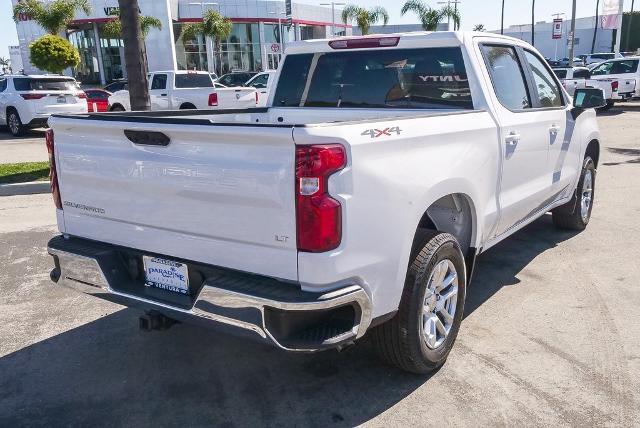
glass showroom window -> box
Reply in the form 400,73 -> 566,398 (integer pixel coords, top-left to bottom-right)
97,24 -> 125,82
219,23 -> 262,74
174,23 -> 208,71
68,27 -> 100,84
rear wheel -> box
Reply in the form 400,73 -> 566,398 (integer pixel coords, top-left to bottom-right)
7,109 -> 24,137
371,231 -> 467,374
110,104 -> 125,112
599,101 -> 615,110
552,156 -> 596,230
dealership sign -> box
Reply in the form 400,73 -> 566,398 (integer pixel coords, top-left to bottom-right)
552,19 -> 563,39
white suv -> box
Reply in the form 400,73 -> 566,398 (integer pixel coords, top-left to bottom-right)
0,75 -> 88,136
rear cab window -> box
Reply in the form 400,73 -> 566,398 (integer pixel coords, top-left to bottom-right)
13,78 -> 77,91
552,69 -> 568,79
273,47 -> 473,109
174,73 -> 213,88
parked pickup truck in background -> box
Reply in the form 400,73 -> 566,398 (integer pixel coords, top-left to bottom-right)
107,70 -> 257,111
553,65 -> 633,109
589,57 -> 639,105
46,32 -> 605,374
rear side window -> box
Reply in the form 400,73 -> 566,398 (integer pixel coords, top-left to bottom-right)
611,60 -> 639,74
275,48 -> 472,109
553,69 -> 567,79
0,79 -> 6,92
151,74 -> 167,90
481,45 -> 531,110
13,78 -> 76,91
524,51 -> 564,108
273,54 -> 313,107
175,73 -> 213,88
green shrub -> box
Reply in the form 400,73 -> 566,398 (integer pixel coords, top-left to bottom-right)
29,34 -> 80,74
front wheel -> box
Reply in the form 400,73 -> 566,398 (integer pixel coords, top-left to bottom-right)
552,156 -> 596,230
371,231 -> 467,374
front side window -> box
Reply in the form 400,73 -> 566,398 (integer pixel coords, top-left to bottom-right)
591,62 -> 614,76
524,50 -> 563,108
151,74 -> 167,90
274,48 -> 473,109
248,74 -> 269,88
480,45 -> 531,110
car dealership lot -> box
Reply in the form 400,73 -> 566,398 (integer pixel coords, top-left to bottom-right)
1,105 -> 639,426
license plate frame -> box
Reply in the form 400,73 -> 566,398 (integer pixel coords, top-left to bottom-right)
56,95 -> 67,104
143,256 -> 190,295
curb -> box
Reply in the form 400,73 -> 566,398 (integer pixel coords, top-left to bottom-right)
0,181 -> 50,197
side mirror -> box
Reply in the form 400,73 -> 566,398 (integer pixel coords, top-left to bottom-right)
573,87 -> 606,109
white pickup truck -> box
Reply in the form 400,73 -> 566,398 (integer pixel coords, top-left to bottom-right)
46,32 -> 605,374
107,70 -> 256,111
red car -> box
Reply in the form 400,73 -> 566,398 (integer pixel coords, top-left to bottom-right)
84,89 -> 112,112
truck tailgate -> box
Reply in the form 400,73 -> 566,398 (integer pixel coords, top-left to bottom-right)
50,117 -> 298,281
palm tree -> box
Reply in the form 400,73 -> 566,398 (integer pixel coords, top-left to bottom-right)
501,0 -> 505,34
400,0 -> 460,32
531,0 -> 535,46
118,0 -> 150,111
12,0 -> 91,35
340,5 -> 389,36
473,24 -> 485,32
101,12 -> 162,39
181,10 -> 232,75
0,56 -> 10,73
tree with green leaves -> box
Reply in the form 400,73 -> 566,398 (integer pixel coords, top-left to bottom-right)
101,12 -> 162,39
12,0 -> 91,35
340,5 -> 389,36
29,34 -> 79,74
400,0 -> 460,32
180,10 -> 232,75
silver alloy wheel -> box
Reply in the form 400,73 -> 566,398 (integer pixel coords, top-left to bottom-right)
421,259 -> 459,349
580,169 -> 593,222
8,113 -> 19,135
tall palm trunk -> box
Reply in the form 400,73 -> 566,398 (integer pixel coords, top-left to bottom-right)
591,0 -> 600,54
501,0 -> 505,35
118,0 -> 150,111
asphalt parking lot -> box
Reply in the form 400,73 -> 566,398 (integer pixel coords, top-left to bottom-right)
1,105 -> 639,426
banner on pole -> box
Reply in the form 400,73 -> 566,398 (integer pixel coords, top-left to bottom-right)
552,19 -> 563,39
601,0 -> 622,29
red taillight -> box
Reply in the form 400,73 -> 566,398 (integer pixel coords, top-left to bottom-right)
295,144 -> 346,252
208,93 -> 218,106
77,91 -> 87,99
45,129 -> 62,210
611,81 -> 619,92
329,37 -> 400,50
20,93 -> 45,100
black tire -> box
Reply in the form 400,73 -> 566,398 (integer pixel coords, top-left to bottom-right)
599,101 -> 615,111
110,104 -> 125,112
7,109 -> 25,137
552,156 -> 596,231
371,231 -> 467,374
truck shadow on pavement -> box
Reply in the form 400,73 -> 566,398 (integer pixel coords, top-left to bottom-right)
0,216 -> 578,427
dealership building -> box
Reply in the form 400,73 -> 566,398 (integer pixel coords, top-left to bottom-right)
12,0 -> 351,85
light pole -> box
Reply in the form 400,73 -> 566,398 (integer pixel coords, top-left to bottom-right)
531,0 -> 535,46
320,2 -> 345,37
501,0 -> 505,34
189,2 -> 220,74
568,0 -> 577,66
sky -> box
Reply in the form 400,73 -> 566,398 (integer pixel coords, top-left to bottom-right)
1,0 -> 636,61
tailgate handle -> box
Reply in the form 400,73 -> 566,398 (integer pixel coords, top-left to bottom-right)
124,130 -> 170,146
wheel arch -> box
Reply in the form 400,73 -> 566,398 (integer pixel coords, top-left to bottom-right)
585,139 -> 600,167
179,102 -> 196,110
109,103 -> 125,111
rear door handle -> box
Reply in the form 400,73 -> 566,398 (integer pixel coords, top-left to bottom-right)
549,125 -> 560,135
160,93 -> 167,96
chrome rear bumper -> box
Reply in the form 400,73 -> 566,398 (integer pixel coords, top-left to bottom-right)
47,235 -> 372,351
